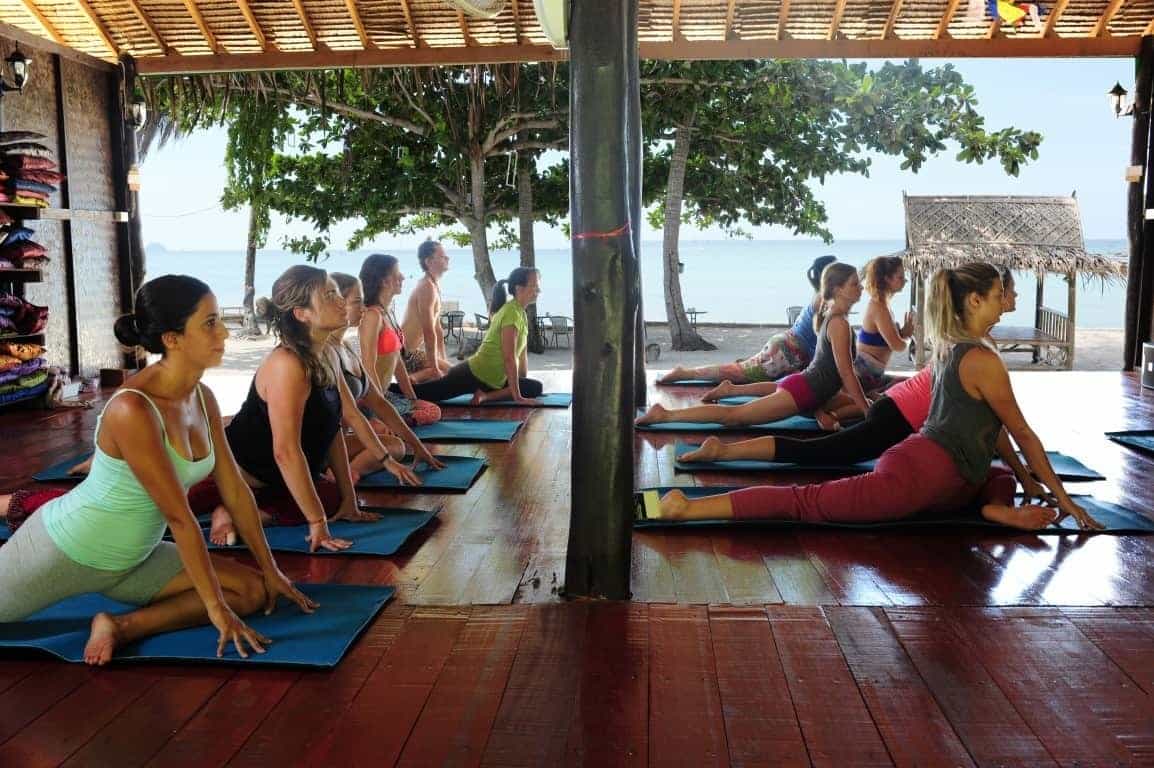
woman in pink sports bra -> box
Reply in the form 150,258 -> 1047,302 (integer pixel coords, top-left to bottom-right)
356,254 -> 441,427
681,269 -> 1044,499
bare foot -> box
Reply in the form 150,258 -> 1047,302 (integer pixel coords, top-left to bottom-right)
0,494 -> 10,519
68,456 -> 93,476
682,436 -> 725,463
209,505 -> 238,546
982,503 -> 1059,531
702,381 -> 734,403
635,403 -> 669,426
470,390 -> 487,406
815,410 -> 841,432
657,490 -> 690,520
84,612 -> 121,666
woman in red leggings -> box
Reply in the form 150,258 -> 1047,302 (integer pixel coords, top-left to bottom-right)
653,263 -> 1103,532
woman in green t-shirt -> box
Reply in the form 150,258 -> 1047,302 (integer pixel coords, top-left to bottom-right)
413,267 -> 545,405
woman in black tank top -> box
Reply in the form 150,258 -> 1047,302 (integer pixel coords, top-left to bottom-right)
193,266 -> 425,553
648,263 -> 1103,532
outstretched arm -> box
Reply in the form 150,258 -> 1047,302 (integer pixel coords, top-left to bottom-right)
828,316 -> 869,414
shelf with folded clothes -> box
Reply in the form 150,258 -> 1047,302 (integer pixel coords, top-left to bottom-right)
0,204 -> 128,222
0,332 -> 45,343
0,268 -> 41,282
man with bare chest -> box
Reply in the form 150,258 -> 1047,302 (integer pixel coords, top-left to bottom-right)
401,240 -> 452,383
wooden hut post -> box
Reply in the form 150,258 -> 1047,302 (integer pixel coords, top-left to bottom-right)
915,271 -> 928,368
626,1 -> 646,408
1124,35 -> 1154,370
1033,270 -> 1044,363
565,0 -> 638,599
1066,269 -> 1077,369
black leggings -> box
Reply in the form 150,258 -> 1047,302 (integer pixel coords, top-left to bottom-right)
410,360 -> 543,402
774,396 -> 914,465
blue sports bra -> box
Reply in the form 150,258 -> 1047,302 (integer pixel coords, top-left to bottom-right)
857,327 -> 887,347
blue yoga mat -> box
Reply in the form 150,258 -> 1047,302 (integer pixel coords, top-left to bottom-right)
656,378 -> 717,387
0,583 -> 394,667
636,413 -> 823,434
356,454 -> 486,492
1106,430 -> 1154,458
206,507 -> 438,556
673,443 -> 1105,482
437,393 -> 572,408
634,487 -> 1151,534
32,451 -> 93,483
413,419 -> 523,442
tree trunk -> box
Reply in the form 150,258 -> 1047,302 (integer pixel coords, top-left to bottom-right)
241,203 -> 262,337
663,123 -> 716,351
468,153 -> 498,307
518,154 -> 545,354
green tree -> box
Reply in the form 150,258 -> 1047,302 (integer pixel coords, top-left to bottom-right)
641,59 -> 1043,350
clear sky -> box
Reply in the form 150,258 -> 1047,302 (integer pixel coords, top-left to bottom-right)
140,57 -> 1136,251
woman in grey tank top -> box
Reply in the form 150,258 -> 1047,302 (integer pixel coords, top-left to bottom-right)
637,264 -> 870,430
647,263 -> 1103,532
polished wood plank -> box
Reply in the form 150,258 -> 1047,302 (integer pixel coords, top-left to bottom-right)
1061,607 -> 1154,695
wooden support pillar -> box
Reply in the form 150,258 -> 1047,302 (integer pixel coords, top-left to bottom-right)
914,270 -> 927,368
625,0 -> 646,408
565,0 -> 638,599
1124,36 -> 1154,370
1033,271 -> 1044,363
111,54 -> 144,369
1066,270 -> 1077,369
52,54 -> 80,376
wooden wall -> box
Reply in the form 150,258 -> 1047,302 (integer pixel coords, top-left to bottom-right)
1,35 -> 126,376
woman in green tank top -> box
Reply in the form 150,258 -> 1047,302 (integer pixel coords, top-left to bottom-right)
0,276 -> 316,665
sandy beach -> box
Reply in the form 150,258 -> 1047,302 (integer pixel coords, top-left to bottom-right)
213,322 -> 1124,376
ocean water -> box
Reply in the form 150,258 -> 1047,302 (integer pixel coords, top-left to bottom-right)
145,238 -> 1129,329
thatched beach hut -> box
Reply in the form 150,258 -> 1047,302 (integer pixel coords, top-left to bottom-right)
896,194 -> 1128,370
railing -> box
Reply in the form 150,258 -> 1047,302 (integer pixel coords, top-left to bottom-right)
1038,305 -> 1070,344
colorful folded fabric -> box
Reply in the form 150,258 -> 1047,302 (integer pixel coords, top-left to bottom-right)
0,192 -> 10,203
1,226 -> 35,246
0,259 -> 16,269
0,342 -> 44,361
11,189 -> 48,201
12,179 -> 55,196
1,142 -> 52,155
0,210 -> 11,226
0,380 -> 46,404
17,169 -> 63,185
0,242 -> 46,260
0,131 -> 48,145
3,155 -> 56,171
18,256 -> 49,268
0,358 -> 45,385
0,370 -> 48,395
11,195 -> 48,208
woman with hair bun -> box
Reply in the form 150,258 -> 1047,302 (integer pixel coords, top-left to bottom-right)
411,267 -> 545,405
0,275 -> 315,665
658,255 -> 838,385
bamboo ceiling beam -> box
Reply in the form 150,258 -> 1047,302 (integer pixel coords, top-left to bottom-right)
1092,0 -> 1125,37
986,18 -> 1001,38
181,0 -> 219,52
134,34 -> 1144,75
829,0 -> 847,39
458,10 -> 472,45
672,0 -> 683,39
17,0 -> 65,45
935,0 -> 962,38
1146,15 -> 1154,35
234,0 -> 268,51
881,0 -> 903,39
1041,0 -> 1069,36
399,0 -> 419,47
343,0 -> 371,49
72,0 -> 119,56
123,0 -> 167,53
777,0 -> 790,39
0,19 -> 112,67
510,0 -> 521,44
724,0 -> 737,39
291,0 -> 318,50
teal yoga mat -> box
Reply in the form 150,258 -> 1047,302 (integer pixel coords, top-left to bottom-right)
633,487 -> 1151,534
0,583 -> 394,667
32,452 -> 92,482
205,507 -> 438,556
437,393 -> 572,408
1106,430 -> 1154,458
356,455 -> 486,492
672,443 -> 1106,482
413,419 -> 523,442
636,413 -> 823,434
656,378 -> 718,387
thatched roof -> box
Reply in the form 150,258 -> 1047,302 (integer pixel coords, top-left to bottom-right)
1,0 -> 1153,73
896,194 -> 1128,280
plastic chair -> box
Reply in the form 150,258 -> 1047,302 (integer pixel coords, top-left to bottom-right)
473,313 -> 491,341
786,305 -> 803,326
548,315 -> 573,348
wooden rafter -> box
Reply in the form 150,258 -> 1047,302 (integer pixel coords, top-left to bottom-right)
181,0 -> 219,52
72,0 -> 118,55
343,0 -> 370,49
291,0 -> 318,51
510,0 -> 521,44
458,11 -> 473,46
777,0 -> 791,39
935,0 -> 962,39
17,0 -> 65,45
725,0 -> 737,39
672,0 -> 683,39
123,0 -> 167,52
829,0 -> 847,39
1041,0 -> 1069,37
881,0 -> 903,39
234,0 -> 268,51
1092,0 -> 1125,37
399,0 -> 419,47
986,18 -> 1001,38
1146,15 -> 1154,35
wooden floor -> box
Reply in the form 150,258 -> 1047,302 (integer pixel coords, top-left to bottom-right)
1,370 -> 1153,766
